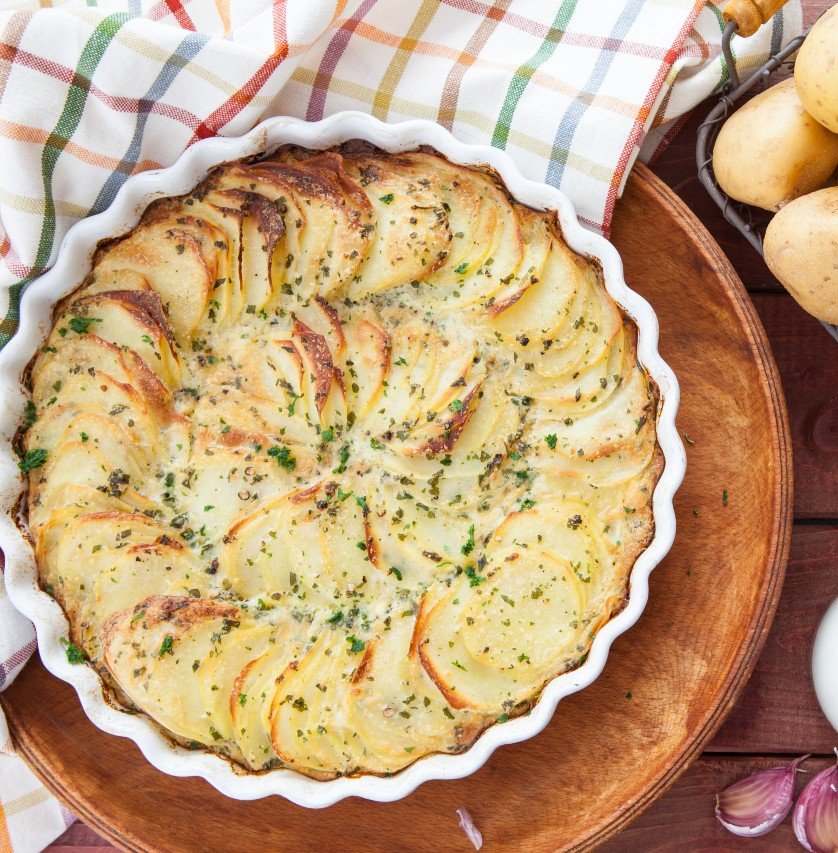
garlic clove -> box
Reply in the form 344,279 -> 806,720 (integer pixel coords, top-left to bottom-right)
715,755 -> 808,837
792,749 -> 838,853
456,807 -> 483,851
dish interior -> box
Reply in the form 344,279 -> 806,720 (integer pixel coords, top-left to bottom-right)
19,141 -> 662,780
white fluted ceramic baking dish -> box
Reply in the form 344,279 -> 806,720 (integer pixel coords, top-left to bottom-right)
0,112 -> 686,807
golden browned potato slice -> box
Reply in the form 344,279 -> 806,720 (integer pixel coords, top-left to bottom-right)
489,241 -> 581,343
269,629 -> 363,776
231,619 -> 308,768
251,151 -> 373,299
341,313 -> 390,421
342,612 -> 485,773
56,290 -> 181,386
102,596 -> 243,746
195,623 -> 274,743
341,154 -> 451,298
93,217 -> 219,343
39,512 -> 185,627
528,359 -> 658,488
79,538 -> 206,657
390,151 -> 525,310
486,208 -> 554,317
416,544 -> 586,712
222,484 -> 382,605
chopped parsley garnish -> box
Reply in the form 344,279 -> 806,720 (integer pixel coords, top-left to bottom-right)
346,635 -> 365,654
449,399 -> 464,412
461,523 -> 475,556
452,660 -> 467,671
80,431 -> 89,443
23,400 -> 37,427
130,609 -> 146,625
378,193 -> 394,205
158,634 -> 174,657
545,433 -> 557,450
68,316 -> 102,335
326,610 -> 344,625
333,443 -> 350,474
267,444 -> 296,471
238,692 -> 248,706
60,637 -> 86,664
464,565 -> 486,587
722,489 -> 729,506
454,262 -> 468,275
321,427 -> 334,443
389,566 -> 403,582
18,448 -> 47,472
370,437 -> 385,450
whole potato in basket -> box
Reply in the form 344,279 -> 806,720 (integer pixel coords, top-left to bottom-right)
795,5 -> 838,133
713,79 -> 838,211
764,187 -> 838,324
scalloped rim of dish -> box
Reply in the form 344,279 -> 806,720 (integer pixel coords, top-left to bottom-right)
0,112 -> 685,808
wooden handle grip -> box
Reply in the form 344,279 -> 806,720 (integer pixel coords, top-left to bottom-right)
722,0 -> 789,36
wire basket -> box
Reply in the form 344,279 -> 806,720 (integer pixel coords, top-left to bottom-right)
696,19 -> 838,344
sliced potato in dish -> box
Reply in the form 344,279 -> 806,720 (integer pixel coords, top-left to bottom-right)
22,144 -> 662,780
102,596 -> 243,746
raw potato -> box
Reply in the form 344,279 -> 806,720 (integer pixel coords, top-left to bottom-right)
713,79 -> 838,211
764,187 -> 838,324
795,5 -> 838,133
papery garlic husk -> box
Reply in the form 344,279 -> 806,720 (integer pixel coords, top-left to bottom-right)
456,807 -> 483,851
715,755 -> 808,837
792,750 -> 838,853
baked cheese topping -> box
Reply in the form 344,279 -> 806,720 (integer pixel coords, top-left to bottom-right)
23,144 -> 662,778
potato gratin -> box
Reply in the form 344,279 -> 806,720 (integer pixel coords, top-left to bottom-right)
22,144 -> 662,778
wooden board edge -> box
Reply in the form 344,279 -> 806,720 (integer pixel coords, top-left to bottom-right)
579,164 -> 795,851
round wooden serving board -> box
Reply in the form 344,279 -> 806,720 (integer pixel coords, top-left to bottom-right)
1,164 -> 792,852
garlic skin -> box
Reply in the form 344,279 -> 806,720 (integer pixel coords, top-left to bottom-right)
456,807 -> 483,851
792,751 -> 838,853
715,756 -> 808,838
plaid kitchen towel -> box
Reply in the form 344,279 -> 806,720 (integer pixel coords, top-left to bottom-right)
0,1 -> 800,849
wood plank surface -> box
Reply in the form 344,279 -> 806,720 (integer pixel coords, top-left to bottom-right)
750,295 -> 838,519
710,525 -> 838,753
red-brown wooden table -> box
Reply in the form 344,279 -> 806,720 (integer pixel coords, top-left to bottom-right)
44,2 -> 837,849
